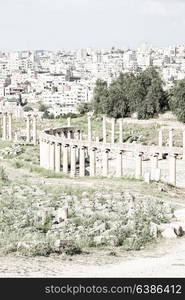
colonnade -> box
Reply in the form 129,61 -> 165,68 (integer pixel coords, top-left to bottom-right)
1,112 -> 13,141
159,128 -> 185,158
87,116 -> 123,144
40,127 -> 179,186
0,112 -> 181,186
1,112 -> 38,145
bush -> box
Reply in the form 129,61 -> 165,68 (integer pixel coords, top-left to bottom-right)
169,79 -> 185,122
78,102 -> 92,114
0,167 -> 9,182
23,106 -> 33,112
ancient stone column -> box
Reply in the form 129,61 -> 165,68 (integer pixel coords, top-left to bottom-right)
169,128 -> 173,148
61,131 -> 66,139
55,143 -> 61,172
102,149 -> 109,177
26,114 -> 31,143
70,146 -> 77,177
8,113 -> 12,141
151,153 -> 159,169
158,129 -> 163,160
67,117 -> 71,126
111,118 -> 115,143
67,130 -> 71,139
49,142 -> 55,171
103,115 -> 106,143
79,146 -> 86,177
14,131 -> 18,142
158,129 -> 163,147
2,112 -> 7,140
39,139 -> 44,168
33,115 -> 37,145
77,130 -> 81,140
135,152 -> 143,179
63,145 -> 69,174
90,147 -> 96,177
88,116 -> 92,141
119,118 -> 123,143
169,153 -> 177,186
79,130 -> 83,140
183,131 -> 185,160
116,150 -> 123,177
45,141 -> 50,169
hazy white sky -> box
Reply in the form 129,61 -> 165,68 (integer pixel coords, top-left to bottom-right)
0,0 -> 185,50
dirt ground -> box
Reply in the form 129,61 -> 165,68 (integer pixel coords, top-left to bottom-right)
0,236 -> 185,277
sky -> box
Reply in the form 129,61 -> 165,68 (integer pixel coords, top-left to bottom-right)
0,0 -> 185,51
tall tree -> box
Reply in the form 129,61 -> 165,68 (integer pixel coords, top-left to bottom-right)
169,79 -> 185,122
92,79 -> 109,114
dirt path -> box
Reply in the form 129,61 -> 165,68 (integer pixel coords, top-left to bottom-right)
0,237 -> 185,277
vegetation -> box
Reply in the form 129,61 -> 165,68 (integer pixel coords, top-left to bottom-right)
0,169 -> 174,256
169,79 -> 185,122
92,67 -> 169,119
39,103 -> 48,112
23,106 -> 33,112
78,102 -> 92,115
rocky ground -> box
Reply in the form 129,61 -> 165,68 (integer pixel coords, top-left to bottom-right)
0,142 -> 185,277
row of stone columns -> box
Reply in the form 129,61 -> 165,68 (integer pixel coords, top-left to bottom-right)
40,137 -> 177,185
158,128 -> 174,147
136,152 -> 177,186
87,116 -> 123,144
159,128 -> 185,153
1,112 -> 38,145
1,112 -> 13,141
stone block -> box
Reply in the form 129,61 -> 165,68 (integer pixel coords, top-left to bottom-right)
161,228 -> 177,239
56,207 -> 68,223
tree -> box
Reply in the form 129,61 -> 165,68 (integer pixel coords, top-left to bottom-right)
106,73 -> 134,118
133,67 -> 168,119
92,79 -> 109,114
169,79 -> 185,122
39,103 -> 48,112
137,78 -> 168,119
78,102 -> 92,114
91,67 -> 167,120
23,106 -> 33,112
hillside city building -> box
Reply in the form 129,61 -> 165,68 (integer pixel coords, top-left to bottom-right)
0,43 -> 185,116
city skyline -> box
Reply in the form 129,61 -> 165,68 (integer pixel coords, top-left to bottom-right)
0,0 -> 185,51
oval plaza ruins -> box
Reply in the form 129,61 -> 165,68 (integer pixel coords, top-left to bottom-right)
1,111 -> 185,188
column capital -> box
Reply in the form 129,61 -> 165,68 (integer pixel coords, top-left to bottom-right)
80,145 -> 87,150
152,152 -> 159,157
136,152 -> 143,157
104,148 -> 110,153
117,149 -> 124,154
169,153 -> 178,157
71,144 -> 77,149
